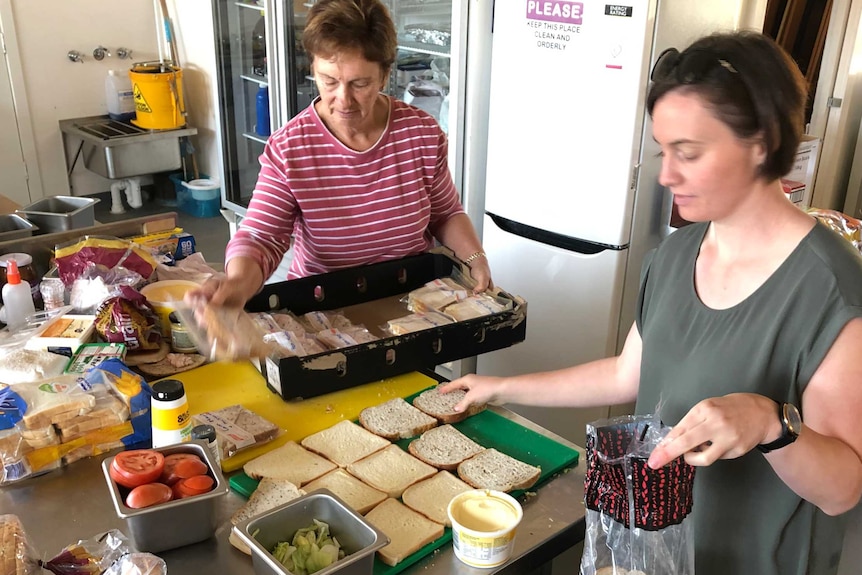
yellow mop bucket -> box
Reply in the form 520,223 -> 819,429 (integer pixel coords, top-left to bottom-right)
129,61 -> 186,130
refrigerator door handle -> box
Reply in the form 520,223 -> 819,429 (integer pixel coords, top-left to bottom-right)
486,212 -> 627,254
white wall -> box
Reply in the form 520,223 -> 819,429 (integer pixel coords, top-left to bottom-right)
4,0 -> 220,201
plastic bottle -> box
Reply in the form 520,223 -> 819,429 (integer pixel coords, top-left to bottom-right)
150,379 -> 193,448
0,253 -> 40,308
252,16 -> 267,77
256,85 -> 271,137
105,69 -> 136,122
191,424 -> 221,468
1,259 -> 36,328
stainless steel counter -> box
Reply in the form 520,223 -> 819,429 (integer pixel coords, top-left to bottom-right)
0,407 -> 586,574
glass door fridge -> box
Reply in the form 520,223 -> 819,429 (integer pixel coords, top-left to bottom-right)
212,0 -> 314,211
213,0 -> 465,214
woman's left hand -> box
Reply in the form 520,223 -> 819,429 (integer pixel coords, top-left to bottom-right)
647,393 -> 780,468
468,258 -> 493,293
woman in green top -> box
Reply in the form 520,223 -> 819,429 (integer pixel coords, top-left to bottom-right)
443,31 -> 862,575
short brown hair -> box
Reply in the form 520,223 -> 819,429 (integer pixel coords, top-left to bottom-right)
647,31 -> 807,181
302,0 -> 397,74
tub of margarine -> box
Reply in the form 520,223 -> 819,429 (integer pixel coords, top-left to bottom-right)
447,489 -> 523,568
140,280 -> 199,337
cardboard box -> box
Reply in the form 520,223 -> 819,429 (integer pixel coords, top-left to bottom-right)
781,178 -> 807,206
784,135 -> 820,209
128,227 -> 196,261
0,193 -> 21,215
246,249 -> 527,401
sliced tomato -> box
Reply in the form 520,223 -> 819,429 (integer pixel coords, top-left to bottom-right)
160,453 -> 208,485
125,482 -> 173,509
110,450 -> 165,489
172,474 -> 215,498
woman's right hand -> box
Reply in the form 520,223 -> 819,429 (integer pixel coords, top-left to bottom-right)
185,274 -> 252,308
185,257 -> 265,308
438,374 -> 507,413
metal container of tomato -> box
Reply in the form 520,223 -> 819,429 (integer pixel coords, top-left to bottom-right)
101,441 -> 228,552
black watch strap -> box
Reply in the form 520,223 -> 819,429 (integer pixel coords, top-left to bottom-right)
757,402 -> 800,454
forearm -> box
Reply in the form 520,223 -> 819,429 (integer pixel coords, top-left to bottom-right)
497,355 -> 639,409
767,428 -> 862,516
224,256 -> 266,302
433,214 -> 484,261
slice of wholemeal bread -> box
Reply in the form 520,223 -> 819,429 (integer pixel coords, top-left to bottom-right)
407,424 -> 485,471
346,444 -> 436,498
364,498 -> 444,567
401,470 -> 473,527
229,478 -> 306,554
302,468 -> 387,515
412,386 -> 486,424
243,441 -> 337,485
358,398 -> 438,440
300,420 -> 390,467
457,448 -> 541,492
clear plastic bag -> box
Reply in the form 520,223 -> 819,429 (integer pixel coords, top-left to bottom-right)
808,208 -> 862,254
0,514 -> 40,574
42,529 -> 165,575
174,304 -> 280,362
580,415 -> 696,575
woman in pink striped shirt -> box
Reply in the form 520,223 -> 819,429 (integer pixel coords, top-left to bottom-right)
197,0 -> 490,307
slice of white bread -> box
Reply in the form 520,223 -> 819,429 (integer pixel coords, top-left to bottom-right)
407,424 -> 485,471
412,386 -> 486,424
401,470 -> 473,527
346,444 -> 436,498
302,468 -> 387,514
243,441 -> 337,485
457,448 -> 541,492
229,478 -> 306,554
364,498 -> 444,567
300,420 -> 390,467
358,398 -> 438,440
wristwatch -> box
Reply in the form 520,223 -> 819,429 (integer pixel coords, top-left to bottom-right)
757,402 -> 802,453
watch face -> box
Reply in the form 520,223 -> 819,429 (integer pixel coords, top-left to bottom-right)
783,403 -> 802,434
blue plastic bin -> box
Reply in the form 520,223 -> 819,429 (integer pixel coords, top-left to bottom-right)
168,173 -> 222,218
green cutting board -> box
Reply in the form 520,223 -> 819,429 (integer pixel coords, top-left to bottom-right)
229,387 -> 581,575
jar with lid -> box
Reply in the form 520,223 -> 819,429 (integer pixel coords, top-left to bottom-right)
0,253 -> 41,308
150,379 -> 193,448
192,424 -> 220,468
169,311 -> 197,353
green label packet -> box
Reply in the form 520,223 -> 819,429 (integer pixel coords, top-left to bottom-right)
65,342 -> 127,374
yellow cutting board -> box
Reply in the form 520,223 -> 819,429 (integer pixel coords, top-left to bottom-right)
170,361 -> 439,472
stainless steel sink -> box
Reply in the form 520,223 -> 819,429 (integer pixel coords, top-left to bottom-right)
60,115 -> 198,179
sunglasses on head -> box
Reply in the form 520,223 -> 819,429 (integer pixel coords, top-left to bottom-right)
650,47 -> 738,83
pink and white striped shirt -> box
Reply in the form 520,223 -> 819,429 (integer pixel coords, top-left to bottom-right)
225,96 -> 464,281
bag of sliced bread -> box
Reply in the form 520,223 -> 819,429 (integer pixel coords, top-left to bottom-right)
193,404 -> 279,461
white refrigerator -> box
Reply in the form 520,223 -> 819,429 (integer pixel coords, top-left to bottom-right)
471,0 -> 748,446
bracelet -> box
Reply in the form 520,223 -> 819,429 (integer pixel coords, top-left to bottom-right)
463,251 -> 487,266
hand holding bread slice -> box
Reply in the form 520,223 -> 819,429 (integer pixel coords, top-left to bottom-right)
412,385 -> 486,424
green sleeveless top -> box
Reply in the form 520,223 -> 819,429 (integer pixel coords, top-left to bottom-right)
635,221 -> 862,575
